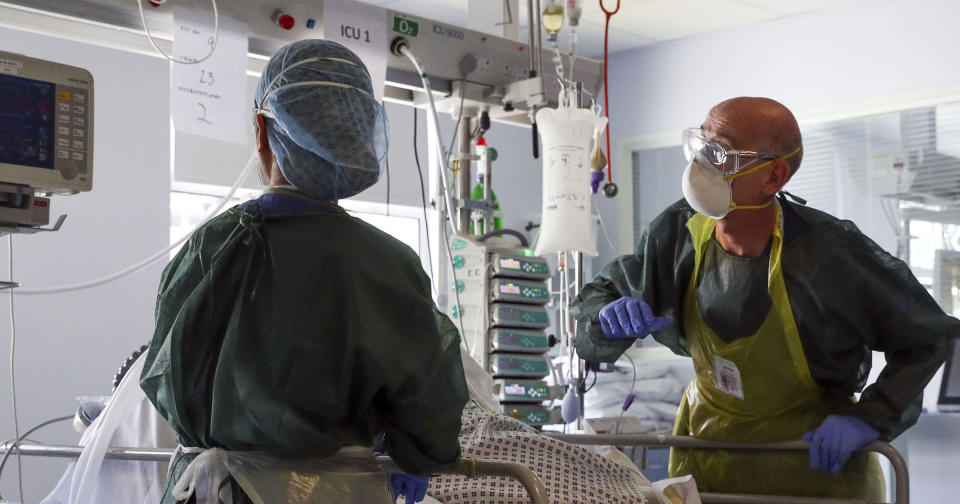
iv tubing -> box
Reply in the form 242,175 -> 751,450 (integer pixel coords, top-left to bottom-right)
10,154 -> 256,295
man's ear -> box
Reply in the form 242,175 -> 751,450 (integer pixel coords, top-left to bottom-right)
255,114 -> 270,153
765,159 -> 791,196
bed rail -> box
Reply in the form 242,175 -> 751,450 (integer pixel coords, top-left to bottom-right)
0,442 -> 549,504
546,433 -> 907,504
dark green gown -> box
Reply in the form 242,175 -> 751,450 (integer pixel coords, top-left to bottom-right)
571,195 -> 957,441
141,193 -> 468,503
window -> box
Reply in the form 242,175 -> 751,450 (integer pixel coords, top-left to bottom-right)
170,191 -> 421,257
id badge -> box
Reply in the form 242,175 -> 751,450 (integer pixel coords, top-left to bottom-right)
713,355 -> 744,400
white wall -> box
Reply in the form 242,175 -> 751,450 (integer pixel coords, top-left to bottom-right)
606,0 -> 960,500
608,0 -> 960,140
0,27 -> 170,500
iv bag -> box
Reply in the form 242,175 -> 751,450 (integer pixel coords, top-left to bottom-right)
533,104 -> 607,257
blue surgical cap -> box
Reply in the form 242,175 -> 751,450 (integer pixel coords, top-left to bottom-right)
254,39 -> 388,200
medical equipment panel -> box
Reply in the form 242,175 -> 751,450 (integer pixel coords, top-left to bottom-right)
492,253 -> 551,280
494,379 -> 564,403
503,404 -> 562,426
0,51 -> 93,194
490,278 -> 550,305
491,303 -> 550,329
490,353 -> 550,379
490,328 -> 551,353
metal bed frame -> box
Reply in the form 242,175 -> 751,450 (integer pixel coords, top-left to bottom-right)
547,433 -> 909,504
0,442 -> 550,504
2,434 -> 910,504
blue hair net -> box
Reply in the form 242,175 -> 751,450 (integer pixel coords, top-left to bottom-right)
254,39 -> 388,200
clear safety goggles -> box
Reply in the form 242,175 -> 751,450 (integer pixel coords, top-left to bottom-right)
682,127 -> 781,175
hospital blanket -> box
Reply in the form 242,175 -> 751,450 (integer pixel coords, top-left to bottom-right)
427,409 -> 651,503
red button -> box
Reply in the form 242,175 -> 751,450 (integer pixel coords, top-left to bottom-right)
277,14 -> 295,30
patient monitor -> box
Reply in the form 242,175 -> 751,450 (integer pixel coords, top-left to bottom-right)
0,50 -> 93,231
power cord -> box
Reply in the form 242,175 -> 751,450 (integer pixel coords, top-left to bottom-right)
5,236 -> 22,503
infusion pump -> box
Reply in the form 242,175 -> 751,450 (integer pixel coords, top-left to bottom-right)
0,50 -> 93,230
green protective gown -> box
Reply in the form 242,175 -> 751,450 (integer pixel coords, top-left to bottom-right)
571,195 -> 957,442
140,194 -> 469,503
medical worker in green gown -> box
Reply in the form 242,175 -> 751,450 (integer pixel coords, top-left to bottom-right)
140,40 -> 468,504
571,97 -> 958,500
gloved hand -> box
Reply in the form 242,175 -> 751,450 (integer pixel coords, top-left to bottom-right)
802,415 -> 880,475
590,171 -> 605,194
390,473 -> 429,503
598,297 -> 670,339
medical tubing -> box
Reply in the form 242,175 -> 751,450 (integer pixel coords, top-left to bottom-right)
600,0 -> 619,183
6,236 -> 23,503
474,228 -> 530,247
10,154 -> 256,296
615,353 -> 637,434
136,0 -> 220,64
567,27 -> 578,84
594,194 -> 617,252
412,110 -> 439,297
0,415 -> 73,498
400,46 -> 459,235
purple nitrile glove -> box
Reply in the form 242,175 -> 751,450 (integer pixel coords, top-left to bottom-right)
390,473 -> 429,503
802,415 -> 880,475
590,171 -> 605,194
598,297 -> 670,340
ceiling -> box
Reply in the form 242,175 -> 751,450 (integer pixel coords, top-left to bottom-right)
361,0 -> 859,58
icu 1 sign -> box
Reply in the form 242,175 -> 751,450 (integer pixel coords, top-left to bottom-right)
323,0 -> 387,102
341,25 -> 371,43
392,16 -> 419,37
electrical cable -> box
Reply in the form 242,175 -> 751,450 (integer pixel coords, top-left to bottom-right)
599,0 -> 620,184
399,46 -> 459,235
7,154 -> 256,296
0,415 -> 73,500
474,228 -> 530,247
136,0 -> 220,64
5,236 -> 22,503
413,110 -> 439,298
583,367 -> 598,393
445,89 -> 469,171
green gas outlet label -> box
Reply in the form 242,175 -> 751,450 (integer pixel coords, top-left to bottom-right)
392,16 -> 419,37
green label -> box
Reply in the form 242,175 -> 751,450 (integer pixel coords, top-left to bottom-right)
451,238 -> 468,251
392,16 -> 419,37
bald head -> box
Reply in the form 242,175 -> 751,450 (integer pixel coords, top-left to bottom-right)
705,97 -> 803,176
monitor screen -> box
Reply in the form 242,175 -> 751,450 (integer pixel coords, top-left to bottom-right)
939,338 -> 960,408
0,73 -> 55,170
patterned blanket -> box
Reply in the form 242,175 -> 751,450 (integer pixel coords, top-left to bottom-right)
426,410 -> 651,504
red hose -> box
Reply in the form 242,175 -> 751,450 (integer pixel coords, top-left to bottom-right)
601,0 -> 620,183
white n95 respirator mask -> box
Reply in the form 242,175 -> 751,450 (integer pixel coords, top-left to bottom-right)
681,156 -> 778,220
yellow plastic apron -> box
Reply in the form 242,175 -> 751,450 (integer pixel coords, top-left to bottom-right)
669,203 -> 884,501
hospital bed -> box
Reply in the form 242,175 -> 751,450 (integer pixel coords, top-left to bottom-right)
1,442 -> 550,504
547,433 -> 909,504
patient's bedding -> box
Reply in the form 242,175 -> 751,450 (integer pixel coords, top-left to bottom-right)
427,409 -> 651,504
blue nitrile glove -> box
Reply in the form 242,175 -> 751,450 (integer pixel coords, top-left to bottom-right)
802,415 -> 880,475
598,297 -> 670,339
390,473 -> 429,503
